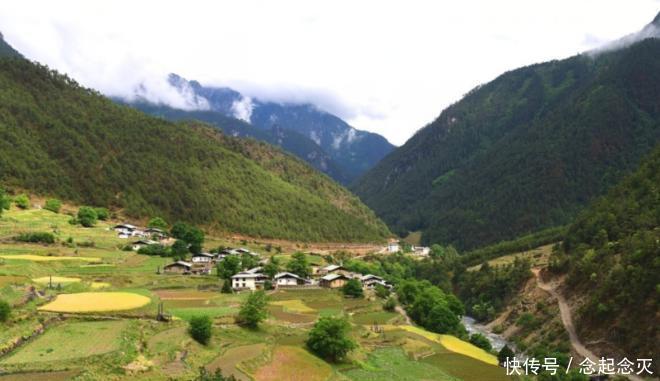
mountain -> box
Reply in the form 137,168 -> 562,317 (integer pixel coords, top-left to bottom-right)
127,101 -> 351,184
0,54 -> 391,243
552,142 -> 660,361
124,74 -> 395,184
354,15 -> 660,250
0,33 -> 22,59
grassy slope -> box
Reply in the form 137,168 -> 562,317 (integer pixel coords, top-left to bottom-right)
0,57 -> 389,243
354,38 -> 660,249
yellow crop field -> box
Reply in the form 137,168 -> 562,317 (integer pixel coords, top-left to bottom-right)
0,255 -> 100,262
384,325 -> 498,366
90,282 -> 111,289
38,292 -> 151,313
32,276 -> 81,284
270,300 -> 316,313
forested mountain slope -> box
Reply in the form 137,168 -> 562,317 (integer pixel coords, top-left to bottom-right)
354,33 -> 660,249
551,143 -> 660,361
0,57 -> 390,242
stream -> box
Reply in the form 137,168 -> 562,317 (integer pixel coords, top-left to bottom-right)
462,316 -> 510,352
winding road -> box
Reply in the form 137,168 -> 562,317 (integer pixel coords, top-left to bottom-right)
532,269 -> 644,381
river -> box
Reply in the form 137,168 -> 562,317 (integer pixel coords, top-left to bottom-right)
462,316 -> 510,352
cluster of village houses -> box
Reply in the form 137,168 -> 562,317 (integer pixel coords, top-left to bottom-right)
112,223 -> 415,292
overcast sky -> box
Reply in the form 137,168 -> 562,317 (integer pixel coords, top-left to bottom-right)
0,1 -> 658,145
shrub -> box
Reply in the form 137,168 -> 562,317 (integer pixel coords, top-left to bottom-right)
383,296 -> 397,312
221,280 -> 233,294
237,291 -> 268,328
374,283 -> 390,298
342,279 -> 364,298
15,232 -> 55,244
497,345 -> 515,365
94,207 -> 110,220
14,194 -> 29,209
138,244 -> 169,256
147,217 -> 168,230
306,316 -> 356,362
44,198 -> 62,213
469,333 -> 492,351
286,252 -> 311,278
77,206 -> 98,227
189,315 -> 212,345
0,300 -> 10,322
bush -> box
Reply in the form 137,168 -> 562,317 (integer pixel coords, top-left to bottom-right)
383,296 -> 397,311
237,291 -> 268,328
374,283 -> 390,298
221,280 -> 233,294
469,333 -> 492,351
94,207 -> 110,220
77,206 -> 98,227
497,345 -> 515,365
306,316 -> 356,362
44,198 -> 62,213
342,279 -> 364,298
15,232 -> 55,244
138,244 -> 169,256
147,217 -> 168,230
189,315 -> 213,345
14,194 -> 29,209
0,300 -> 10,322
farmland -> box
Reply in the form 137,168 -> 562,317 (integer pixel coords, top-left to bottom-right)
0,207 -> 509,380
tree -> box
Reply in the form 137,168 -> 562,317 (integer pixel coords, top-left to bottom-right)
0,300 -> 10,322
469,333 -> 492,351
383,296 -> 397,312
189,315 -> 213,345
217,256 -> 241,280
497,345 -> 515,365
44,198 -> 62,213
342,279 -> 364,298
286,252 -> 311,278
77,206 -> 98,227
237,290 -> 268,328
221,279 -> 233,294
194,367 -> 236,381
240,253 -> 258,271
374,283 -> 390,298
14,194 -> 29,209
170,240 -> 189,260
94,207 -> 110,220
171,222 -> 204,254
306,316 -> 356,362
425,303 -> 460,334
147,217 -> 168,230
263,256 -> 281,279
0,188 -> 10,213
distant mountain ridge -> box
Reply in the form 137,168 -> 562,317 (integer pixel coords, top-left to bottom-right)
354,13 -> 660,250
124,74 -> 395,184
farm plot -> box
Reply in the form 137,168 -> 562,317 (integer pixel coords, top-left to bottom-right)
0,255 -> 100,262
206,343 -> 266,381
38,292 -> 151,313
32,276 -> 81,285
343,347 -> 457,381
156,289 -> 242,320
254,346 -> 332,381
0,320 -> 129,364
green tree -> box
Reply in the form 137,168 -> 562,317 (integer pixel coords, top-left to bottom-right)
306,316 -> 356,362
497,345 -> 515,365
263,256 -> 281,279
0,300 -> 10,322
217,256 -> 241,280
383,296 -> 397,312
469,333 -> 492,351
170,240 -> 189,260
147,217 -> 168,230
0,188 -> 10,213
94,207 -> 110,220
374,283 -> 390,298
14,194 -> 29,209
44,198 -> 62,213
342,279 -> 364,298
425,303 -> 460,334
237,291 -> 268,328
189,315 -> 213,345
240,253 -> 258,270
77,206 -> 98,227
286,252 -> 311,278
194,367 -> 236,381
171,222 -> 204,254
221,279 -> 233,294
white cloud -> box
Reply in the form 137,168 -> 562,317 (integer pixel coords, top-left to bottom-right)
0,0 -> 658,145
230,96 -> 254,122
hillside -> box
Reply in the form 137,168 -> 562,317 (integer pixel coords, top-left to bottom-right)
124,74 -> 395,184
0,56 -> 390,242
551,143 -> 660,361
354,26 -> 660,249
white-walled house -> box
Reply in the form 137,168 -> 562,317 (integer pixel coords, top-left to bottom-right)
131,239 -> 157,251
387,242 -> 400,253
274,272 -> 307,287
191,253 -> 215,264
360,274 -> 392,290
231,270 -> 268,291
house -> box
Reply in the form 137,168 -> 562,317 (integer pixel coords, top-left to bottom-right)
412,246 -> 430,257
163,261 -> 192,274
114,224 -> 136,238
386,242 -> 400,253
131,239 -> 157,251
231,271 -> 268,291
319,273 -> 349,289
145,227 -> 167,240
360,274 -> 392,290
310,264 -> 321,276
191,252 -> 215,264
274,272 -> 308,287
190,263 -> 213,275
318,264 -> 349,277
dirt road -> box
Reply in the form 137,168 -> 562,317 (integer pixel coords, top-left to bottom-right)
532,269 -> 644,381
